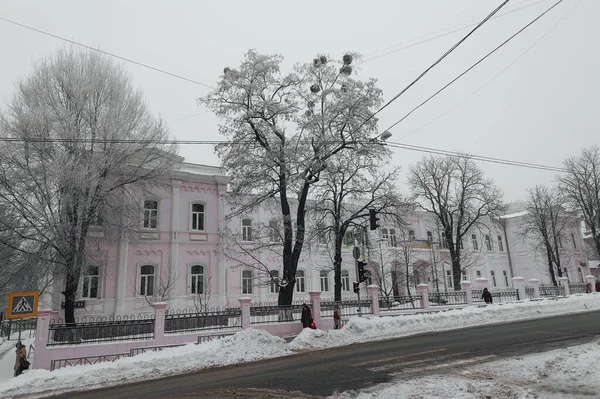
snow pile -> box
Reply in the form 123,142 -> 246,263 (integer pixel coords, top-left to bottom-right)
0,328 -> 292,399
290,294 -> 600,351
332,340 -> 600,399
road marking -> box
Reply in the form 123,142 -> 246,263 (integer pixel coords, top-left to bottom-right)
353,348 -> 448,367
388,354 -> 497,376
366,352 -> 470,372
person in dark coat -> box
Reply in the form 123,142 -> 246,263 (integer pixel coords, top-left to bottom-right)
482,288 -> 493,304
595,280 -> 600,292
14,342 -> 28,376
301,303 -> 312,328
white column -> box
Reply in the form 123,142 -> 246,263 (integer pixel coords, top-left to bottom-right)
512,276 -> 526,301
170,180 -> 181,303
217,183 -> 228,306
115,232 -> 129,316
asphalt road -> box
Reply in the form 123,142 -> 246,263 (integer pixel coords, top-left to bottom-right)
46,310 -> 600,399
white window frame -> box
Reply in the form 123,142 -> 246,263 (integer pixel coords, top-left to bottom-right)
476,270 -> 482,278
503,270 -> 509,286
445,270 -> 453,289
81,265 -> 101,299
142,199 -> 159,229
408,230 -> 415,241
381,228 -> 389,244
269,220 -> 279,243
471,234 -> 479,251
427,231 -> 433,242
441,232 -> 449,249
342,270 -> 350,291
320,270 -> 329,292
242,270 -> 253,294
389,229 -> 397,247
491,270 -> 497,287
343,230 -> 354,246
138,264 -> 156,297
242,218 -> 253,242
296,270 -> 306,292
189,264 -> 205,295
485,235 -> 493,251
190,202 -> 206,231
270,270 -> 280,294
497,235 -> 504,252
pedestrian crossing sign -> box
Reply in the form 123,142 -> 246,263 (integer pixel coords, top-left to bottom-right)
7,291 -> 38,319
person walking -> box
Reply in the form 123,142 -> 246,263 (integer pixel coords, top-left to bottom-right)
301,303 -> 312,329
333,304 -> 342,329
14,342 -> 28,377
482,288 -> 493,304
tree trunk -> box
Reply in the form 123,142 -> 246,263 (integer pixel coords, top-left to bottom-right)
333,244 -> 343,302
63,265 -> 81,325
545,245 -> 557,286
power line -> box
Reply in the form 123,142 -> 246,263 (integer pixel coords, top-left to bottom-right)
396,0 -> 579,142
362,0 -> 550,64
0,16 -> 215,90
0,136 -> 565,172
383,0 -> 566,133
359,0 -> 511,131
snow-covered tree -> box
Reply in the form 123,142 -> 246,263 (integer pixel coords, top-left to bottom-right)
201,51 -> 384,305
408,154 -> 505,290
0,48 -> 176,324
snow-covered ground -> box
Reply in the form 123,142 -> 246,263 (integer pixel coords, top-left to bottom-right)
1,294 -> 600,399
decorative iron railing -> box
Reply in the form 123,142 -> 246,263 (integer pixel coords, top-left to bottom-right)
165,308 -> 242,333
50,353 -> 130,371
321,299 -> 372,317
569,283 -> 588,294
48,318 -> 155,346
472,289 -> 519,303
428,291 -> 468,306
539,285 -> 565,297
249,303 -> 305,324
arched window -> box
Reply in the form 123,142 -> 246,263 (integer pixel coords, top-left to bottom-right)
497,235 -> 504,251
296,270 -> 306,292
320,270 -> 329,292
270,270 -> 280,294
471,234 -> 479,251
441,232 -> 449,249
342,270 -> 350,291
485,235 -> 493,251
190,265 -> 205,294
491,271 -> 497,287
82,265 -> 100,299
242,219 -> 253,241
242,270 -> 253,294
139,265 -> 155,296
191,203 -> 205,231
142,200 -> 158,229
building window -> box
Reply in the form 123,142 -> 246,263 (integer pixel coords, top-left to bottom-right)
142,200 -> 158,229
503,270 -> 509,286
485,235 -> 492,251
476,270 -> 482,278
414,270 -> 421,285
342,270 -> 350,291
190,265 -> 205,295
242,219 -> 253,241
191,203 -> 205,231
441,232 -> 448,249
497,235 -> 504,252
389,229 -> 397,247
446,270 -> 453,288
343,230 -> 354,246
491,271 -> 497,287
82,265 -> 100,299
408,230 -> 415,241
571,233 -> 577,249
270,270 -> 280,294
139,265 -> 155,296
320,270 -> 329,292
242,270 -> 253,294
296,270 -> 306,292
381,228 -> 389,244
427,231 -> 433,242
269,221 -> 279,243
461,271 -> 467,281
471,234 -> 478,251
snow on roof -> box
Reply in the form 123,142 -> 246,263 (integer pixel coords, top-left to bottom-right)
499,210 -> 529,219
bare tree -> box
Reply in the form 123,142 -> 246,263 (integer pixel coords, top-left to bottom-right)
307,147 -> 407,301
518,185 -> 571,286
0,48 -> 177,324
408,154 -> 505,290
201,51 -> 383,305
559,145 -> 600,260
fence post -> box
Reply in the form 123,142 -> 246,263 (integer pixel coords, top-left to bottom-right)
308,291 -> 322,326
511,276 -> 525,300
528,278 -> 540,299
32,309 -> 54,370
238,297 -> 252,329
585,275 -> 596,292
153,302 -> 167,343
460,280 -> 473,305
558,276 -> 570,296
475,277 -> 489,290
417,284 -> 430,310
367,285 -> 380,316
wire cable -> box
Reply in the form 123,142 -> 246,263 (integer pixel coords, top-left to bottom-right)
357,0 -> 510,132
0,16 -> 215,90
383,0 -> 565,133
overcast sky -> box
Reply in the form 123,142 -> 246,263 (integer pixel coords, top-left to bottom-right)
1,0 -> 597,202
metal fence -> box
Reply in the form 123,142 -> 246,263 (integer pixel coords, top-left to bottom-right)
249,303 -> 305,325
48,317 -> 155,346
165,308 -> 242,333
539,285 -> 565,297
472,289 -> 519,304
50,353 -> 130,371
321,299 -> 372,317
428,291 -> 468,306
379,295 -> 424,311
525,287 -> 535,300
569,283 -> 588,294
0,318 -> 37,340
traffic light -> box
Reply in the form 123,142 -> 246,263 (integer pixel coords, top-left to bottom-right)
369,209 -> 380,230
353,282 -> 360,293
357,261 -> 368,282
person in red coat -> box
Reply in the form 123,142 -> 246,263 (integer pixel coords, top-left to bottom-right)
595,280 -> 600,292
